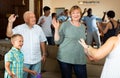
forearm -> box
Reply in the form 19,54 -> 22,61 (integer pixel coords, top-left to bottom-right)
23,67 -> 31,73
40,42 -> 46,56
85,46 -> 98,60
6,22 -> 13,37
54,29 -> 60,41
5,62 -> 14,76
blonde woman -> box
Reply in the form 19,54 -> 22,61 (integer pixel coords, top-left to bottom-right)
52,5 -> 87,78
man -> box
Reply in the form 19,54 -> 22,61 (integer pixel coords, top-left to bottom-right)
81,8 -> 105,48
57,9 -> 71,23
37,6 -> 54,45
6,11 -> 47,78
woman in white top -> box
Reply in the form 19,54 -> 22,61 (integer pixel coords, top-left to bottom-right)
79,32 -> 120,78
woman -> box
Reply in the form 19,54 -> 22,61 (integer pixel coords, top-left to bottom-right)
52,5 -> 87,78
79,31 -> 120,78
99,10 -> 118,43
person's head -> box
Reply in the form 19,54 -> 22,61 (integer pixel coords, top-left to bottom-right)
69,5 -> 82,21
64,9 -> 69,16
43,6 -> 51,16
11,34 -> 23,50
52,13 -> 57,19
87,8 -> 92,15
23,11 -> 36,27
107,10 -> 115,19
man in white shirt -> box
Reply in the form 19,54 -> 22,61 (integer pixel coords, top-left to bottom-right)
37,6 -> 55,45
6,11 -> 47,78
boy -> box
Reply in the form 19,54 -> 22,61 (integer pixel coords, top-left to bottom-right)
4,34 -> 37,78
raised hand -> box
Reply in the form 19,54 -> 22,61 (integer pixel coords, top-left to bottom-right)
52,18 -> 60,30
8,14 -> 17,23
40,18 -> 45,24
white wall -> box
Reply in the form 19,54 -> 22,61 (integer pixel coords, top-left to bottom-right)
29,0 -> 34,12
43,0 -> 120,20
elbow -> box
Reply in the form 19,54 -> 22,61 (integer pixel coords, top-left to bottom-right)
92,54 -> 102,61
6,33 -> 12,38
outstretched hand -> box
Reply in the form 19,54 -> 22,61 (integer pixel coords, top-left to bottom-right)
78,39 -> 88,49
79,39 -> 94,60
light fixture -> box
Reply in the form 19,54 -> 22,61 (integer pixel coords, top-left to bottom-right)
78,0 -> 100,5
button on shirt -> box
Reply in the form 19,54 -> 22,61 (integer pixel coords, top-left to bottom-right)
12,24 -> 47,64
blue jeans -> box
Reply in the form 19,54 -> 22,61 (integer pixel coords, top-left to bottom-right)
58,60 -> 87,78
23,62 -> 41,78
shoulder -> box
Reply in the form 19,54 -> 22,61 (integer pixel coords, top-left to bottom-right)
14,24 -> 26,29
5,51 -> 13,57
34,24 -> 42,30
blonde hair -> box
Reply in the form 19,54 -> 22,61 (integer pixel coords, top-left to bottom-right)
11,34 -> 23,42
69,5 -> 82,16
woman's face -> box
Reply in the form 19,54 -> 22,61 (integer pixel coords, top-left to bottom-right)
70,9 -> 81,21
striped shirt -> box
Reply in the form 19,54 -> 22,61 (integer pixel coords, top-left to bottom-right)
4,47 -> 24,78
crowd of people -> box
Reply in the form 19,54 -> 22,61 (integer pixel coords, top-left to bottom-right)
4,5 -> 120,78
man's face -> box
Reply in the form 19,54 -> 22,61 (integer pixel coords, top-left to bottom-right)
45,10 -> 50,16
26,13 -> 36,27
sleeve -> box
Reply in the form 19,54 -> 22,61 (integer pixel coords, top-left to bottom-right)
95,16 -> 102,22
12,25 -> 22,34
5,52 -> 13,62
55,23 -> 65,44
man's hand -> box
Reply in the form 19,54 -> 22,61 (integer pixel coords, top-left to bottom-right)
29,70 -> 37,76
8,14 -> 16,23
41,55 -> 46,63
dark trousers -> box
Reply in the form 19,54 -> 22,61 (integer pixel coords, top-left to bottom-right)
58,60 -> 87,78
46,37 -> 55,45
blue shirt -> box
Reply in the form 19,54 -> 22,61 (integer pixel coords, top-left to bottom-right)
4,47 -> 24,78
82,15 -> 102,32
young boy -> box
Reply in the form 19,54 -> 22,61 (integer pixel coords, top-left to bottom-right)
4,34 -> 37,78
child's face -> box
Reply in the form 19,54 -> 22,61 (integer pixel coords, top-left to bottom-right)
12,36 -> 23,49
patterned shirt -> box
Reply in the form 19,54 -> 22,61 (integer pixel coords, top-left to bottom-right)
4,47 -> 24,78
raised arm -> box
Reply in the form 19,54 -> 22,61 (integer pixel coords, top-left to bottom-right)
102,12 -> 107,21
52,18 -> 60,41
6,14 -> 16,37
80,8 -> 87,20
